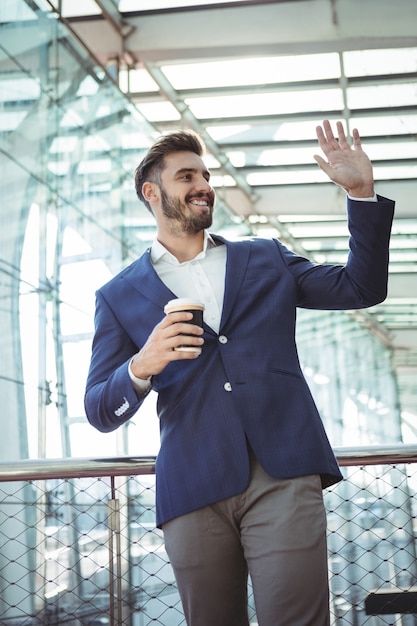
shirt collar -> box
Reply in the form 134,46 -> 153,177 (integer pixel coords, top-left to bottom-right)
150,230 -> 217,265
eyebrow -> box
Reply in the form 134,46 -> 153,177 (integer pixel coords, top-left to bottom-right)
175,167 -> 211,179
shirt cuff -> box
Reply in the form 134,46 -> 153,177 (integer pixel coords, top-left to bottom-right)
347,193 -> 377,202
128,358 -> 152,395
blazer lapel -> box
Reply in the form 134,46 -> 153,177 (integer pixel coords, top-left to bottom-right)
212,235 -> 251,331
122,237 -> 251,332
122,250 -> 177,309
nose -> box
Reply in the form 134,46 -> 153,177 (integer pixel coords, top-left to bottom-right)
196,175 -> 213,194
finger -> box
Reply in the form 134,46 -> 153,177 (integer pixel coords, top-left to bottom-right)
160,311 -> 193,328
172,335 -> 204,351
315,124 -> 325,143
315,125 -> 332,159
159,322 -> 204,355
316,121 -> 332,145
323,120 -> 341,151
168,330 -> 204,355
313,154 -> 332,175
170,322 -> 204,337
351,127 -> 362,150
148,328 -> 204,360
316,120 -> 339,157
336,121 -> 350,149
169,348 -> 202,361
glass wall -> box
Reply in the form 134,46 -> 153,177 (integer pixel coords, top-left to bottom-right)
0,0 -> 403,467
296,309 -> 402,447
1,0 -> 157,461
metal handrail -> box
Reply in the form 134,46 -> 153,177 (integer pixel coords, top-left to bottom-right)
0,456 -> 156,482
0,444 -> 416,482
333,443 -> 417,466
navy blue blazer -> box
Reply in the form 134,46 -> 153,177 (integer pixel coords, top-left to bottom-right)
85,197 -> 394,527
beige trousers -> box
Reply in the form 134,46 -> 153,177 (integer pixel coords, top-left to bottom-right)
163,455 -> 330,626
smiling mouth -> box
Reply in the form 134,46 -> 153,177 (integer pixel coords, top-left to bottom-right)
187,194 -> 213,210
189,198 -> 209,206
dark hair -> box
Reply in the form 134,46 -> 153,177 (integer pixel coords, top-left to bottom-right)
134,130 -> 206,212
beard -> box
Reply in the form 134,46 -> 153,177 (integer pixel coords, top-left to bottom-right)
160,188 -> 213,235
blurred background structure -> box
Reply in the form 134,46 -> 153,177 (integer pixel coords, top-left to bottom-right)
1,0 -> 416,461
0,1 -> 416,623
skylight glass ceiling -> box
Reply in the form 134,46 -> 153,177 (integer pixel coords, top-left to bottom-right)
119,0 -> 252,10
54,0 -> 257,17
343,48 -> 417,75
161,54 -> 342,88
347,83 -> 417,109
50,0 -> 100,17
186,89 -> 344,119
3,46 -> 416,188
122,46 -> 417,193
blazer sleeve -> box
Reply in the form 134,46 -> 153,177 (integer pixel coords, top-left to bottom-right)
277,195 -> 395,310
84,290 -> 149,433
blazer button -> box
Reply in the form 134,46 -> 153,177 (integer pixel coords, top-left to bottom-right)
219,335 -> 228,344
224,382 -> 232,392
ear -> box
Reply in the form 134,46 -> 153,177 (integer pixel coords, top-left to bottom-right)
142,181 -> 159,203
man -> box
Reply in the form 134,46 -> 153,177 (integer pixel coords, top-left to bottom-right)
85,121 -> 394,625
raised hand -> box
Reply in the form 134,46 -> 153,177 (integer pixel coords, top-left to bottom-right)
314,120 -> 374,198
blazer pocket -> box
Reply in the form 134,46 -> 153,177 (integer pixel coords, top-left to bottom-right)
268,367 -> 301,379
243,268 -> 281,282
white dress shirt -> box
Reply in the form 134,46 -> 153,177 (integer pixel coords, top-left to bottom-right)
129,231 -> 226,390
151,231 -> 226,334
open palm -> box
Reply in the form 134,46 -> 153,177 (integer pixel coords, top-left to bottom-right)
314,120 -> 374,198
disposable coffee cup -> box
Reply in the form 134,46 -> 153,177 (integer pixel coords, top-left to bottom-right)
164,298 -> 205,353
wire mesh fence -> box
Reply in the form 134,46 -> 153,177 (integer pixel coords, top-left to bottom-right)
1,450 -> 417,625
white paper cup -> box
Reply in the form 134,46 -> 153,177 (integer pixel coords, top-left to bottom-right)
164,298 -> 205,353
